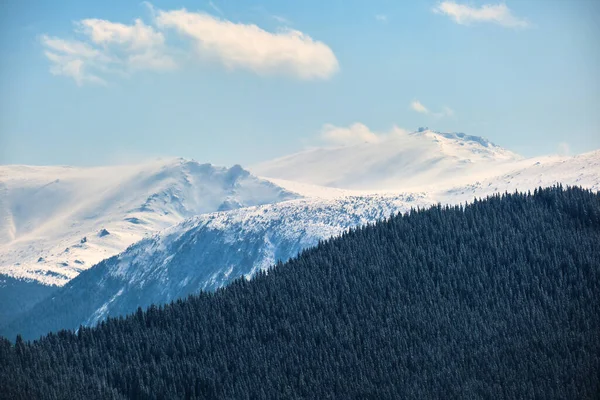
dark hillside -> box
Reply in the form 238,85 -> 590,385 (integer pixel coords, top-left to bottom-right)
1,186 -> 599,399
0,276 -> 57,328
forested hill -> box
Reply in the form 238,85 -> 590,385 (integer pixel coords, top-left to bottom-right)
1,186 -> 599,399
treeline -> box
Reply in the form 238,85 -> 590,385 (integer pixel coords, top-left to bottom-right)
1,186 -> 599,399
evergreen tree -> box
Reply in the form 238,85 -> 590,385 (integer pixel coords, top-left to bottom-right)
0,186 -> 599,399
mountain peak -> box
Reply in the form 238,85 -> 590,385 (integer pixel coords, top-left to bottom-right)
252,128 -> 521,191
0,160 -> 299,286
410,128 -> 497,148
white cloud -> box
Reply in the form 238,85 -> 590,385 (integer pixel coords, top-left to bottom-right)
321,123 -> 409,146
78,18 -> 163,48
77,18 -> 176,70
41,17 -> 175,85
433,2 -> 529,28
41,35 -> 108,86
41,35 -> 102,59
411,100 -> 430,114
410,100 -> 454,118
375,14 -> 388,23
155,8 -> 339,79
321,123 -> 381,145
42,6 -> 338,85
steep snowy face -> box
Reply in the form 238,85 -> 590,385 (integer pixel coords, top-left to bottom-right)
0,158 -> 299,285
251,129 -> 522,191
107,192 -> 431,292
0,193 -> 432,340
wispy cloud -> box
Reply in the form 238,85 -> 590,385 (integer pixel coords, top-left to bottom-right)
41,18 -> 175,85
41,5 -> 338,85
272,15 -> 292,25
410,100 -> 454,118
207,1 -> 223,15
375,14 -> 388,23
41,35 -> 108,86
411,100 -> 430,114
439,106 -> 454,118
433,2 -> 529,28
155,8 -> 339,80
321,123 -> 409,146
77,18 -> 176,70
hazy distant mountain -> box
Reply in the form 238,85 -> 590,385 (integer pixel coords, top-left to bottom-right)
251,129 -> 522,191
0,159 -> 298,286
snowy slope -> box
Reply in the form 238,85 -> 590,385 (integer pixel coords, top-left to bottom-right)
435,150 -> 600,204
0,159 -> 298,286
0,130 -> 565,288
2,125 -> 599,340
5,148 -> 600,340
1,193 -> 432,339
251,129 -> 522,191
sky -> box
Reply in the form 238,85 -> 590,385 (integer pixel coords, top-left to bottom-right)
0,0 -> 599,167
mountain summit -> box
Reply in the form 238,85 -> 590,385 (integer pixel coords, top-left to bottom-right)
251,129 -> 521,191
0,159 -> 298,286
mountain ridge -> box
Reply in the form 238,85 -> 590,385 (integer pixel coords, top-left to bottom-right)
0,193 -> 431,339
0,158 -> 299,286
3,148 -> 599,340
251,129 -> 522,190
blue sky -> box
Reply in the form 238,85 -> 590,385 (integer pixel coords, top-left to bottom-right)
0,0 -> 598,166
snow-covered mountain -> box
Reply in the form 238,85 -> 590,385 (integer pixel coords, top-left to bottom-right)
0,159 -> 298,286
251,129 -> 522,191
434,150 -> 600,204
1,193 -> 431,340
4,148 -> 599,341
